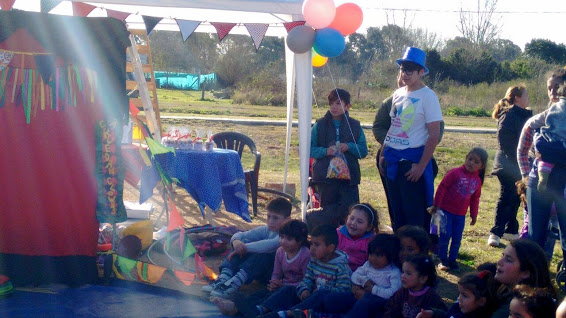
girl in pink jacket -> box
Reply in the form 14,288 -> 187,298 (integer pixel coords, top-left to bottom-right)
430,147 -> 488,271
337,203 -> 378,271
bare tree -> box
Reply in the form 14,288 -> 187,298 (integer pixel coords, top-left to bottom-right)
457,0 -> 502,49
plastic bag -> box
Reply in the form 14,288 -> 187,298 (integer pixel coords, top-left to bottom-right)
430,210 -> 445,236
326,153 -> 351,180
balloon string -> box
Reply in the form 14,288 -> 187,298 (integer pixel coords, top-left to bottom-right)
323,61 -> 363,158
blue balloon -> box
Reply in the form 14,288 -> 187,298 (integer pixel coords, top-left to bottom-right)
313,27 -> 345,58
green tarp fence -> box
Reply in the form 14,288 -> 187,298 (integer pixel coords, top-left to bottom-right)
154,72 -> 217,90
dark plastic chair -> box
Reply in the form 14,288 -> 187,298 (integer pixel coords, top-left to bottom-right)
213,132 -> 261,217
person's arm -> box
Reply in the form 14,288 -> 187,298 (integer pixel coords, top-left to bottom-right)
469,180 -> 481,224
270,248 -> 284,281
346,128 -> 368,159
328,265 -> 353,293
517,124 -> 533,177
372,268 -> 402,299
432,168 -> 454,209
372,96 -> 393,145
296,262 -> 315,297
350,262 -> 369,286
233,226 -> 279,253
310,123 -> 328,159
406,120 -> 440,182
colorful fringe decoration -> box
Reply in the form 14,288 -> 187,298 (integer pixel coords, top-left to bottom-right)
0,62 -> 97,123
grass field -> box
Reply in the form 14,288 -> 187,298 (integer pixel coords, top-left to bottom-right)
149,89 -> 562,302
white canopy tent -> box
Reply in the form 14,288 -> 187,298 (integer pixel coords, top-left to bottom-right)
12,0 -> 314,219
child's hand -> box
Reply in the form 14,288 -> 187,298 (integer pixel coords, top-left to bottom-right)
470,216 -> 477,226
363,280 -> 374,293
427,206 -> 438,215
232,240 -> 247,255
299,290 -> 311,300
267,279 -> 283,291
337,143 -> 348,153
416,309 -> 433,318
352,285 -> 365,299
405,163 -> 425,182
326,146 -> 337,156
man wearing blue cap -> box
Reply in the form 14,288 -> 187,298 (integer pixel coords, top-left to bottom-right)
378,47 -> 442,233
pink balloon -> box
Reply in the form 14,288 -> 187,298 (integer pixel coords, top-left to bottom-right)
302,0 -> 336,29
327,3 -> 363,35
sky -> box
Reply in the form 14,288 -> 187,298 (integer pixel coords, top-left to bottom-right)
11,0 -> 565,50
350,0 -> 564,49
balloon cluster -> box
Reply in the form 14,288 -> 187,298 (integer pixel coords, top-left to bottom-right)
286,0 -> 363,67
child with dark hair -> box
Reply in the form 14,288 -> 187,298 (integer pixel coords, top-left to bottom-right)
337,203 -> 378,271
310,88 -> 368,226
204,197 -> 292,298
321,233 -> 402,318
212,220 -> 311,317
430,147 -> 488,271
396,225 -> 431,263
384,254 -> 446,318
509,284 -> 557,318
418,270 -> 497,318
256,224 -> 351,318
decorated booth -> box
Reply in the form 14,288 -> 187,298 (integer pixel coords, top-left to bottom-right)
0,9 -> 130,286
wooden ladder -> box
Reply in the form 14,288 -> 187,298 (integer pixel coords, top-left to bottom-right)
126,29 -> 162,139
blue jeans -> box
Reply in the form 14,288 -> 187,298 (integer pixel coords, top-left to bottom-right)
527,186 -> 566,252
219,252 -> 275,284
438,210 -> 465,264
323,291 -> 387,318
262,285 -> 330,313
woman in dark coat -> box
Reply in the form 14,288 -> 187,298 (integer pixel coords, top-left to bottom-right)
488,85 -> 532,247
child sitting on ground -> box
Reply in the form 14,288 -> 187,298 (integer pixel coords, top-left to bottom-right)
338,203 -> 378,272
211,220 -> 311,317
429,147 -> 488,271
383,254 -> 446,318
321,233 -> 402,318
418,270 -> 497,318
509,284 -> 557,318
396,225 -> 431,264
256,224 -> 352,318
202,197 -> 292,298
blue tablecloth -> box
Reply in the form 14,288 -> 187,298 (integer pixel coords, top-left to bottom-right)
140,149 -> 251,222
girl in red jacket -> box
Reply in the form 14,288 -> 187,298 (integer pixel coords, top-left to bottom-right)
430,147 -> 488,271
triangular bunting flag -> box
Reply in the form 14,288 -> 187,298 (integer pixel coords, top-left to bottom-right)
210,22 -> 237,42
142,16 -> 162,36
173,270 -> 197,286
40,0 -> 61,13
244,23 -> 269,51
0,0 -> 16,10
166,197 -> 185,231
283,21 -> 306,33
106,8 -> 130,21
34,55 -> 56,84
175,19 -> 200,42
72,2 -> 96,17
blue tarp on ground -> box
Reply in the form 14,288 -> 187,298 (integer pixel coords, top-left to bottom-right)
154,72 -> 217,90
0,280 -> 226,318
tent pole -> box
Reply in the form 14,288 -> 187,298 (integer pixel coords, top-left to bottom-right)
295,51 -> 313,221
282,44 -> 296,195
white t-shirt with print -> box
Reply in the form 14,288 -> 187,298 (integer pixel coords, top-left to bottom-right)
384,86 -> 442,150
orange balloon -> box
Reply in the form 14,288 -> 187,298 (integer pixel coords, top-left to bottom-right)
327,3 -> 363,36
312,52 -> 328,67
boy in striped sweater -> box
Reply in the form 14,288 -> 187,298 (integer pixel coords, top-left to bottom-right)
257,224 -> 352,318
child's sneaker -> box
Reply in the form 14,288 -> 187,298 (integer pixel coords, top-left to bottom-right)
210,281 -> 238,299
201,280 -> 224,293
